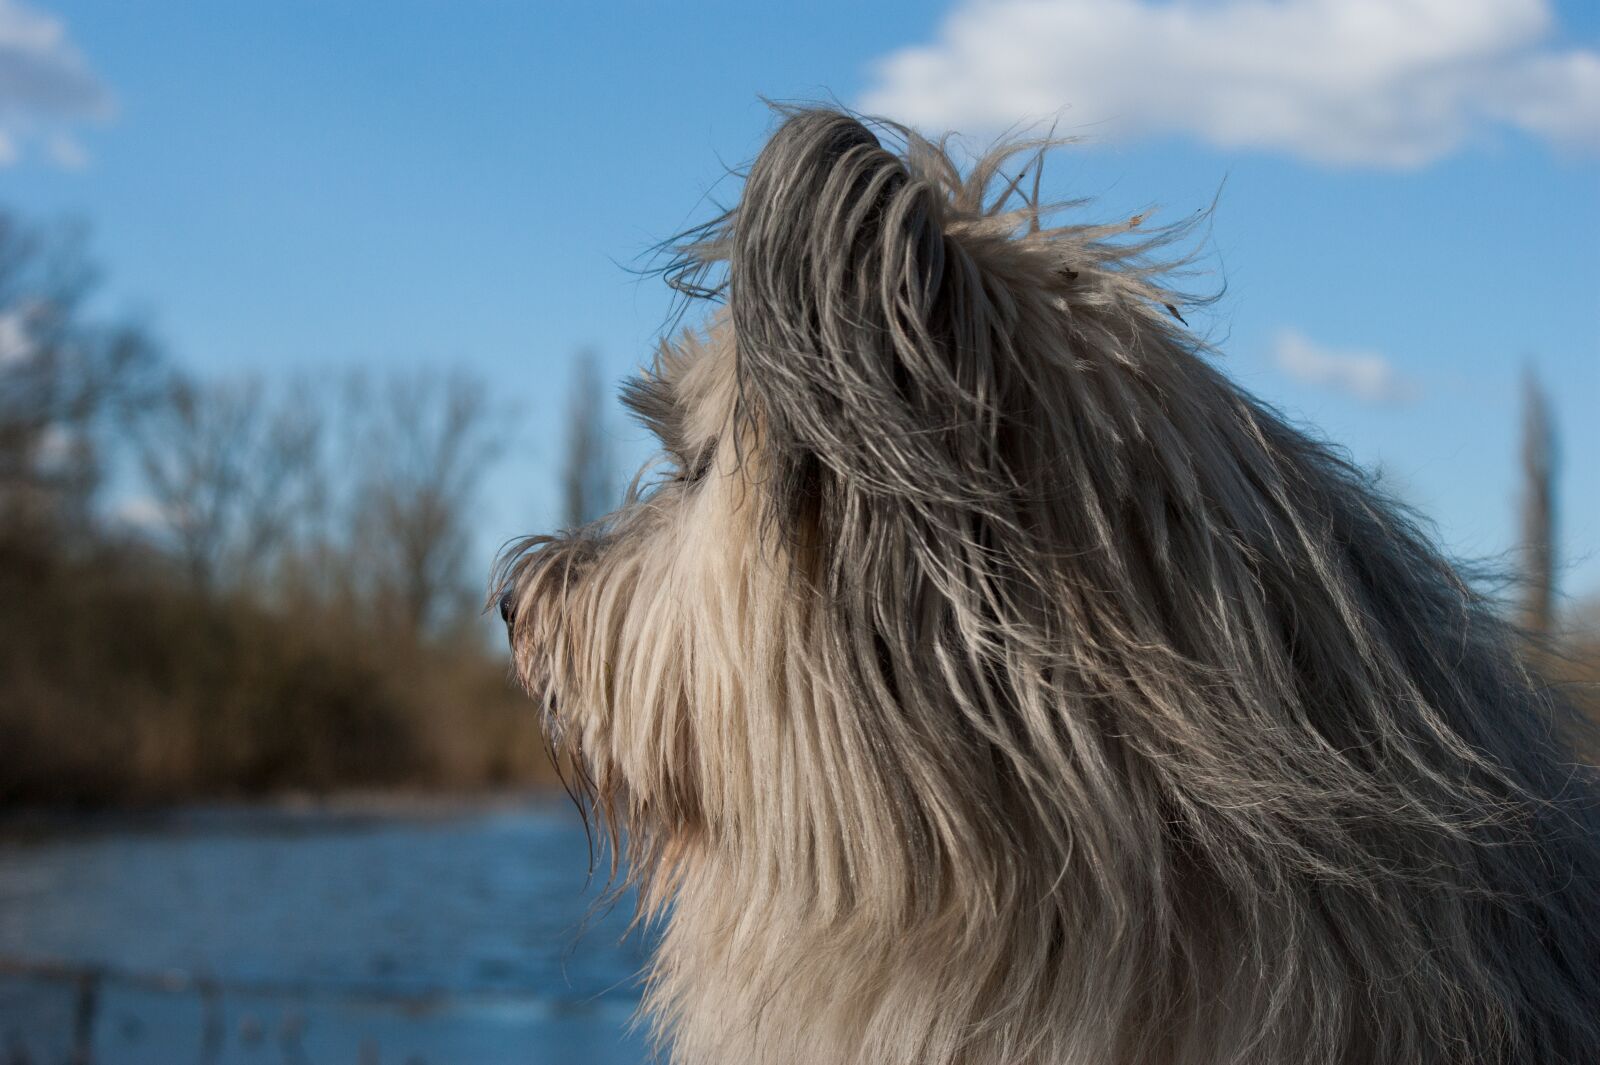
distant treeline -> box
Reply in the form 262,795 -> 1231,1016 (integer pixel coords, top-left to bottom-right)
0,209 -> 560,806
1,207 -> 1594,806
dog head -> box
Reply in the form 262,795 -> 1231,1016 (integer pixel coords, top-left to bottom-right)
493,108 -> 1206,904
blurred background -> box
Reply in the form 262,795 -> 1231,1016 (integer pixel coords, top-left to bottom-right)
0,1 -> 1595,1062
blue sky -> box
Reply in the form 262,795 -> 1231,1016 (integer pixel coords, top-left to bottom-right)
3,0 -> 1597,602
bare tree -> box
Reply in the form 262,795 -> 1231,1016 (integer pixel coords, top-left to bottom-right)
0,212 -> 159,540
134,375 -> 323,593
561,349 -> 617,528
1519,367 -> 1557,637
131,364 -> 504,637
347,368 -> 505,639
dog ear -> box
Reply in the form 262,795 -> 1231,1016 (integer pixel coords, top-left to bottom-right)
729,109 -> 1014,516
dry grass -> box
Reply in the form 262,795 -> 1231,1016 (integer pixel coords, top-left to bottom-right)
0,530 -> 555,807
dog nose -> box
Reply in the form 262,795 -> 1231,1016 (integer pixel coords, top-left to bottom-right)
498,588 -> 516,628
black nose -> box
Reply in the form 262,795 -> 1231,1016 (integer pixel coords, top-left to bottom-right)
498,589 -> 516,627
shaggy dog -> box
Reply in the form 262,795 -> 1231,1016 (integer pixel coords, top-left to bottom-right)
496,108 -> 1600,1064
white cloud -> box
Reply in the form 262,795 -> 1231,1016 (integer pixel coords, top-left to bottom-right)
0,0 -> 112,168
0,304 -> 38,364
112,495 -> 172,531
45,129 -> 86,168
1272,329 -> 1417,405
860,0 -> 1600,168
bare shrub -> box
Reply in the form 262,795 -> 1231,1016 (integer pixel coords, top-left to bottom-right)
0,212 -> 159,542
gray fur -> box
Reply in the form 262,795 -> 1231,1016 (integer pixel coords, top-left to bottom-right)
495,107 -> 1600,1065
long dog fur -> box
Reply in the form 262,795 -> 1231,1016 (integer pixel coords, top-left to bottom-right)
496,107 -> 1600,1065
